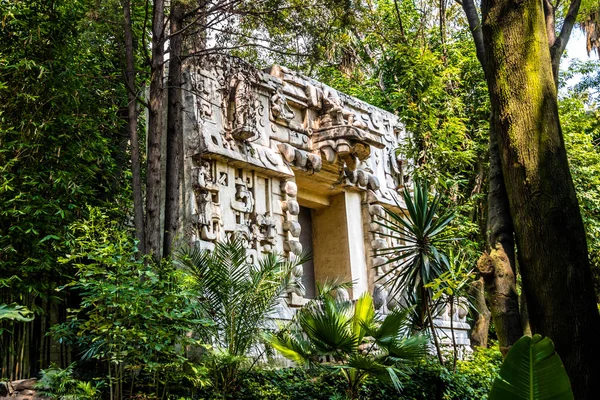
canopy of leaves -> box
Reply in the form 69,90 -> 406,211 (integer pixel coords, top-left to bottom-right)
0,0 -> 129,304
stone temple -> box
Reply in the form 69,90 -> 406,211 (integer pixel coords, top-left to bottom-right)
179,58 -> 470,348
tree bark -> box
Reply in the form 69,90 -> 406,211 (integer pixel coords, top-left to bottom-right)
145,0 -> 165,260
481,0 -> 600,396
123,0 -> 145,254
461,0 -> 521,351
477,128 -> 523,356
468,278 -> 491,348
163,0 -> 185,257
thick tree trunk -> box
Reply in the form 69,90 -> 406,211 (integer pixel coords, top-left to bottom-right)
468,278 -> 491,348
461,0 -> 520,351
145,0 -> 165,260
477,129 -> 522,355
481,0 -> 600,396
163,1 -> 184,257
123,0 -> 145,253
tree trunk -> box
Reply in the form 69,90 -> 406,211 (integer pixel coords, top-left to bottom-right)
477,129 -> 522,355
145,0 -> 165,260
123,0 -> 145,254
518,283 -> 532,336
468,278 -> 491,348
481,0 -> 600,396
163,0 -> 184,257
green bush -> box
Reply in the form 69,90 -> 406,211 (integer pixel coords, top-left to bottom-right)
196,346 -> 502,400
51,208 -> 210,399
36,363 -> 102,400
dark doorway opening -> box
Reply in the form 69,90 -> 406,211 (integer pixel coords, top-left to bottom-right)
298,206 -> 316,298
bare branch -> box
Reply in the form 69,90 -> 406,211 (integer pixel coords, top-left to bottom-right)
551,0 -> 581,65
543,0 -> 556,47
183,43 -> 308,60
458,0 -> 487,73
393,0 -> 407,42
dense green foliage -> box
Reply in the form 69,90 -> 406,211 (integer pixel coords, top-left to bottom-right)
269,288 -> 427,399
0,0 -> 130,377
1,0 -> 599,398
560,91 -> 600,294
176,237 -> 304,395
194,346 -> 502,400
313,3 -> 490,250
52,208 -> 208,398
36,363 -> 102,400
25,348 -> 502,400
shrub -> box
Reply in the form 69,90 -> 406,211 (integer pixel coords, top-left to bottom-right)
36,363 -> 102,400
51,208 -> 209,399
195,345 -> 502,400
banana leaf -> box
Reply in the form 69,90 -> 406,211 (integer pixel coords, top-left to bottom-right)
488,334 -> 573,400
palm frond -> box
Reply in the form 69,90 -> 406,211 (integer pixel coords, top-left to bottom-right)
176,235 -> 304,357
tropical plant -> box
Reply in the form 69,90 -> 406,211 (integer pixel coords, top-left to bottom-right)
176,235 -> 305,396
425,248 -> 476,371
52,208 -> 206,400
0,304 -> 33,323
488,334 -> 574,400
268,285 -> 428,400
0,303 -> 34,362
375,180 -> 457,363
35,363 -> 102,400
0,0 -> 130,378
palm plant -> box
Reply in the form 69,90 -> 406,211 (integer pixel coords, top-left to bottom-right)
374,179 -> 457,363
176,235 -> 305,395
268,285 -> 428,400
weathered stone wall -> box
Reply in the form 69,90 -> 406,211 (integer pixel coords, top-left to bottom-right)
180,58 -> 470,347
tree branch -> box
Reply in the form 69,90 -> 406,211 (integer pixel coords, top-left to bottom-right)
543,0 -> 556,48
551,0 -> 581,65
393,0 -> 407,42
458,0 -> 487,74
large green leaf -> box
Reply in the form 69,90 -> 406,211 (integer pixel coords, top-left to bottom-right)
352,292 -> 374,342
488,335 -> 574,400
0,303 -> 34,322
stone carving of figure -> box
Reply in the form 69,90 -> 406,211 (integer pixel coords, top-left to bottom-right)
335,287 -> 350,302
197,161 -> 212,189
197,191 -> 212,227
320,88 -> 368,130
373,284 -> 389,314
234,180 -> 254,213
227,73 -> 257,140
270,90 -> 295,122
197,190 -> 220,241
320,90 -> 345,128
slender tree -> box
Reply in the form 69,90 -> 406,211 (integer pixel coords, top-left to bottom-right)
163,0 -> 185,257
145,0 -> 165,261
122,0 -> 146,253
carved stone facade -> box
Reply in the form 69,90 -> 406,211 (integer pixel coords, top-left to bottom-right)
181,59 -> 470,347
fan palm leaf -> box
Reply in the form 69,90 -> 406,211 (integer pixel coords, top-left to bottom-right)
269,287 -> 427,399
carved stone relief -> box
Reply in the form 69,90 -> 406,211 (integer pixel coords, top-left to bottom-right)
192,160 -> 222,242
186,58 -> 468,348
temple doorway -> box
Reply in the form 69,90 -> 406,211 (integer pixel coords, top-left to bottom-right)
298,206 -> 316,298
